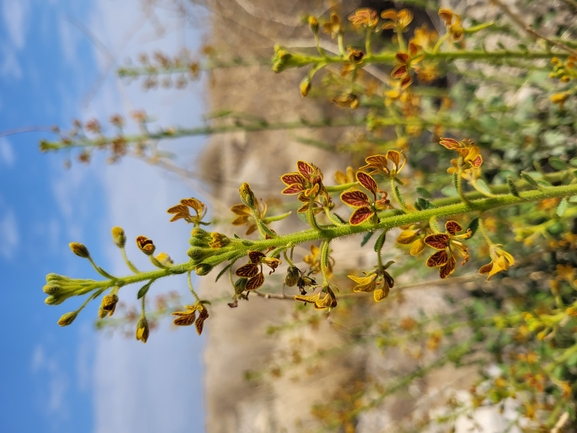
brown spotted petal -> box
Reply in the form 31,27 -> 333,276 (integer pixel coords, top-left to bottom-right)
439,137 -> 461,150
426,250 -> 449,267
424,234 -> 450,250
391,64 -> 409,79
297,161 -> 317,179
341,190 -> 370,208
167,204 -> 191,222
172,310 -> 196,326
439,256 -> 457,279
445,221 -> 462,235
281,173 -> 307,195
356,172 -> 378,196
136,235 -> 155,255
248,251 -> 265,263
235,263 -> 260,278
395,52 -> 409,63
246,272 -> 265,290
195,308 -> 209,335
349,206 -> 375,225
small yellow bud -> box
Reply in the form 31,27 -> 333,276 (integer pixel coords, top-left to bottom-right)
239,182 -> 256,208
195,263 -> 214,276
58,311 -> 78,327
42,284 -> 61,295
69,242 -> 90,258
136,236 -> 155,256
155,252 -> 174,266
308,15 -> 319,34
136,317 -> 149,343
45,295 -> 64,305
285,266 -> 300,287
299,76 -> 311,97
99,293 -> 119,318
111,226 -> 126,248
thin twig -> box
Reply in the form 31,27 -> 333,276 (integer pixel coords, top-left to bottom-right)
550,411 -> 569,433
490,0 -> 577,56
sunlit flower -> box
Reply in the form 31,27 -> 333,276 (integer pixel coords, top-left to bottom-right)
322,12 -> 343,39
281,160 -> 326,198
303,244 -> 334,277
381,8 -> 413,31
230,199 -> 268,235
334,166 -> 355,186
167,197 -> 208,225
331,92 -> 360,109
411,24 -> 438,50
171,303 -> 210,335
235,251 -> 281,291
347,47 -> 365,64
478,244 -> 515,281
348,268 -> 394,302
438,8 -> 464,41
391,42 -> 424,88
440,137 -> 483,180
340,171 -> 391,225
396,225 -> 432,256
424,221 -> 471,278
359,150 -> 407,179
348,8 -> 379,28
294,286 -> 337,309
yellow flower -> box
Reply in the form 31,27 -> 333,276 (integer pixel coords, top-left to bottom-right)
359,150 -> 407,179
348,269 -> 394,302
381,8 -> 413,31
425,221 -> 471,279
478,244 -> 515,281
136,317 -> 150,343
303,244 -> 334,276
396,226 -> 431,256
348,8 -> 379,28
322,12 -> 343,39
167,197 -> 208,224
230,200 -> 268,235
294,286 -> 337,310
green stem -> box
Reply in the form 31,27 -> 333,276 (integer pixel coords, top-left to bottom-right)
307,198 -> 323,232
187,271 -> 201,302
320,240 -> 331,285
390,177 -> 408,212
88,257 -> 115,279
121,247 -> 140,273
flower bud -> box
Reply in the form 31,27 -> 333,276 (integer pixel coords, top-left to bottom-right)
308,15 -> 319,34
285,266 -> 300,287
58,311 -> 78,326
136,317 -> 149,343
208,232 -> 230,249
69,242 -> 90,258
234,277 -> 248,294
195,263 -> 214,276
239,182 -> 256,208
136,236 -> 155,256
299,76 -> 311,97
111,226 -> 126,248
155,252 -> 174,266
42,284 -> 61,295
45,295 -> 64,305
99,293 -> 119,318
187,247 -> 213,262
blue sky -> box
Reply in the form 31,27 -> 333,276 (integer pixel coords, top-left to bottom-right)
0,1 -> 208,432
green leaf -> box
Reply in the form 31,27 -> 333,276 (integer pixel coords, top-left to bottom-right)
137,280 -> 155,299
536,180 -> 551,188
416,187 -> 432,198
429,217 -> 441,233
361,231 -> 375,247
416,197 -> 434,210
475,179 -> 493,197
440,185 -> 457,197
568,195 -> 577,203
373,230 -> 387,253
520,172 -> 539,188
215,261 -> 235,283
556,198 -> 568,217
506,176 -> 520,197
467,217 -> 479,237
394,185 -> 406,208
548,157 -> 567,170
570,158 -> 577,167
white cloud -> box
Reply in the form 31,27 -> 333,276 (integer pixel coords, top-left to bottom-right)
2,0 -> 30,49
0,137 -> 15,166
0,42 -> 22,79
30,344 -> 70,422
0,207 -> 19,259
58,14 -> 80,65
